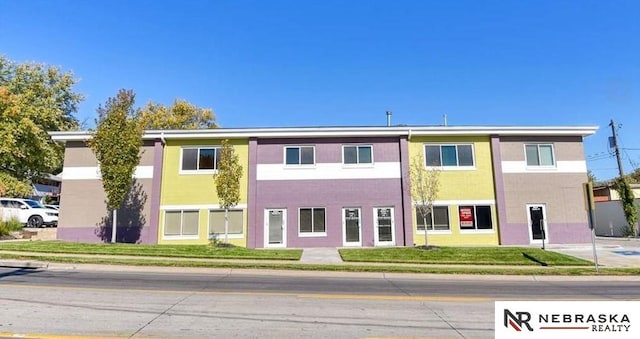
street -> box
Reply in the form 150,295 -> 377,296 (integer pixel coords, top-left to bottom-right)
1,267 -> 639,338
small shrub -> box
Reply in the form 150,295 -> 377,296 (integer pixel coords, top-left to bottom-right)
0,218 -> 24,237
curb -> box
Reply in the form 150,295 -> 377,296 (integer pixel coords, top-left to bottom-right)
0,260 -> 49,269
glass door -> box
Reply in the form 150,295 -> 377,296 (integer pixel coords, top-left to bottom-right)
265,209 -> 286,247
374,207 -> 395,246
343,208 -> 361,246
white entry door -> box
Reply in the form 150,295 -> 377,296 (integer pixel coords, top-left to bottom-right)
374,207 -> 395,246
343,208 -> 362,247
265,209 -> 286,248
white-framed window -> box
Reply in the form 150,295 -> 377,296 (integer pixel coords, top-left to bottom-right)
209,209 -> 244,238
299,207 -> 326,236
285,146 -> 315,165
416,206 -> 450,231
343,145 -> 373,165
425,144 -> 474,168
181,147 -> 220,173
525,144 -> 555,167
458,205 -> 493,230
164,210 -> 199,237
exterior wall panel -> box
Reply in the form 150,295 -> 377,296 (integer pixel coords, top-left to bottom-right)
57,140 -> 157,243
497,136 -> 591,245
158,138 -> 250,246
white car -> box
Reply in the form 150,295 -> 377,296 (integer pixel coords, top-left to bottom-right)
0,198 -> 59,228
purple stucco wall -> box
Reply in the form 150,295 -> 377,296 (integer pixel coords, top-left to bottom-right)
253,178 -> 404,248
56,225 -> 156,244
547,222 -> 591,244
146,138 -> 164,244
498,222 -> 591,245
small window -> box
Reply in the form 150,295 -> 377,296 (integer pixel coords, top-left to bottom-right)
424,144 -> 474,167
285,146 -> 315,165
209,210 -> 244,236
459,205 -> 493,230
525,144 -> 555,166
343,145 -> 373,164
416,206 -> 450,231
164,210 -> 199,236
299,208 -> 326,234
181,147 -> 220,172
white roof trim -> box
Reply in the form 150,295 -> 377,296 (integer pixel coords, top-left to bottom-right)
49,125 -> 599,141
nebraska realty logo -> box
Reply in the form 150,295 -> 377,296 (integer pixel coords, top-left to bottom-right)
495,301 -> 640,339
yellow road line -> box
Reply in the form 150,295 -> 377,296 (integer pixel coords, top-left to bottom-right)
2,283 -> 637,303
0,333 -> 127,339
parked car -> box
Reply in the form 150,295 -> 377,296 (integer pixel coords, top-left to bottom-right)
0,197 -> 58,228
44,204 -> 59,210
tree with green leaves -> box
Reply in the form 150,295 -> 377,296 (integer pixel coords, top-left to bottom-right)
88,89 -> 143,243
213,140 -> 243,244
0,56 -> 82,195
139,99 -> 217,129
615,177 -> 638,237
409,154 -> 440,248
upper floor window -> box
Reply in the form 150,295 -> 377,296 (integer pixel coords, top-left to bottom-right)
181,147 -> 220,172
343,145 -> 373,165
425,144 -> 474,167
525,144 -> 555,166
285,146 -> 315,165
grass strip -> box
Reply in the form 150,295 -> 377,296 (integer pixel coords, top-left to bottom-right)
0,253 -> 633,276
339,247 -> 593,266
0,241 -> 301,260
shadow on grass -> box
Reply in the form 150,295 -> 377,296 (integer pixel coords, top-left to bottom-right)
522,252 -> 548,266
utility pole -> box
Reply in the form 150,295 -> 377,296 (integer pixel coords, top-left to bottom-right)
609,119 -> 625,177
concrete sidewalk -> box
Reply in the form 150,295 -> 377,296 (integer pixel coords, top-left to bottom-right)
545,237 -> 640,268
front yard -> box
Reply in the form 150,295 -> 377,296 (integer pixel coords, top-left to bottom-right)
0,240 -> 302,260
339,247 -> 592,266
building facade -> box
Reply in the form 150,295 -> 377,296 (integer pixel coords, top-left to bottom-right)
51,125 -> 597,247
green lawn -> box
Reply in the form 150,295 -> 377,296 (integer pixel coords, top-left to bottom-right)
0,252 -> 628,275
0,241 -> 302,260
339,247 -> 592,266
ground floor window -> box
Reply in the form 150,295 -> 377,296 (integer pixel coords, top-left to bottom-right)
458,205 -> 492,230
299,207 -> 326,235
164,210 -> 199,236
209,209 -> 244,237
416,206 -> 450,231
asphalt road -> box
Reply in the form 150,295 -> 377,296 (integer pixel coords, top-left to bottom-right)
1,267 -> 639,338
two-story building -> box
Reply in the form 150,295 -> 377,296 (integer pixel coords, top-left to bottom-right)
50,125 -> 597,247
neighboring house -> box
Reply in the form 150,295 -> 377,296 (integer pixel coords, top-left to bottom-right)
50,125 -> 597,247
593,183 -> 640,237
30,174 -> 62,203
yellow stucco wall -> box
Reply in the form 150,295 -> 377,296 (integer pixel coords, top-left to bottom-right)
158,139 -> 249,245
409,136 -> 499,245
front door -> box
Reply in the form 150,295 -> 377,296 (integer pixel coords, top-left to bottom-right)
527,204 -> 547,243
265,209 -> 286,248
374,207 -> 395,246
343,208 -> 362,246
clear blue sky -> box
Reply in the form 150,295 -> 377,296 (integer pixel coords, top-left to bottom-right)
1,0 -> 639,181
